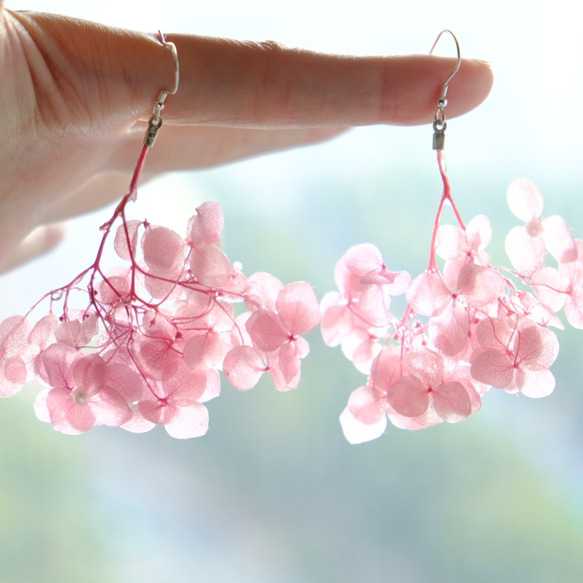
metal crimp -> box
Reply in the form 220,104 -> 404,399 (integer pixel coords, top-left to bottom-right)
144,105 -> 164,147
432,99 -> 447,151
432,120 -> 447,151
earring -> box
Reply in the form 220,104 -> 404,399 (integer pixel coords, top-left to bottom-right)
1,31 -> 581,443
322,30 -> 581,444
0,33 -> 321,438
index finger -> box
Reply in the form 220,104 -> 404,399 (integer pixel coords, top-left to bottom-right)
160,35 -> 493,128
10,11 -> 492,129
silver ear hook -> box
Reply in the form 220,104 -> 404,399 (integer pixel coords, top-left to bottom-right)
144,31 -> 180,147
156,31 -> 180,104
429,29 -> 461,150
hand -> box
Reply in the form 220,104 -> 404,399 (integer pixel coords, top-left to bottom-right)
0,5 -> 493,271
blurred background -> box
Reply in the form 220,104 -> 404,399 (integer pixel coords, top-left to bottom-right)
1,1 -> 582,581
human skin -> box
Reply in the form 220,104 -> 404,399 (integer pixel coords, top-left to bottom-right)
0,4 -> 493,271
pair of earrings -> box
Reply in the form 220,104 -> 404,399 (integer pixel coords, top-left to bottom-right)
0,32 -> 580,442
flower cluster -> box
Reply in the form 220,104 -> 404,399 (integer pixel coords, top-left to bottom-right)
2,140 -> 581,444
0,148 -> 320,438
322,158 -> 582,444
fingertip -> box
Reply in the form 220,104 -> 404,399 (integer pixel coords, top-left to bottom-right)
446,57 -> 494,120
0,224 -> 67,274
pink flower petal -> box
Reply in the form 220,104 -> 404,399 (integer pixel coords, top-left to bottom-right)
432,381 -> 472,422
40,343 -> 78,389
387,406 -> 442,431
320,293 -> 353,347
505,226 -> 546,273
428,301 -> 470,356
106,364 -> 147,403
335,244 -> 386,296
387,375 -> 429,418
347,385 -> 387,425
0,315 -> 30,357
456,263 -> 505,307
276,282 -> 321,336
90,387 -> 132,427
435,224 -> 463,260
199,370 -> 221,403
55,315 -> 98,348
183,330 -> 225,370
564,288 -> 583,329
344,243 -> 384,276
137,399 -> 167,425
403,349 -> 444,388
244,272 -> 284,312
370,347 -> 402,391
407,271 -> 450,316
34,388 -> 51,423
72,354 -> 107,394
0,357 -> 27,397
519,367 -> 556,398
466,382 -> 483,412
47,387 -> 96,434
530,267 -> 568,313
164,365 -> 209,402
474,316 -> 511,350
279,341 -> 301,384
466,214 -> 492,252
3,356 -> 27,385
189,244 -> 231,288
385,270 -> 412,295
96,270 -> 132,305
341,329 -> 381,375
506,178 -> 544,221
121,408 -> 156,433
114,220 -> 141,261
188,201 -> 223,247
142,226 -> 184,274
470,350 -> 513,388
223,345 -> 266,391
353,284 -> 391,326
560,240 -> 583,278
267,354 -> 301,392
246,310 -> 289,352
28,315 -> 58,351
143,272 -> 179,300
165,402 -> 209,439
516,325 -> 558,369
542,215 -> 578,264
339,406 -> 387,444
136,337 -> 180,381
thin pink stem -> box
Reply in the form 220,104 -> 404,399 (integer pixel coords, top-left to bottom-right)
87,145 -> 151,304
427,150 -> 465,272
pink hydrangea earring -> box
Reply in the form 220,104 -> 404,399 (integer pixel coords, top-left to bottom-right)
1,30 -> 582,443
321,31 -> 582,444
0,33 -> 321,438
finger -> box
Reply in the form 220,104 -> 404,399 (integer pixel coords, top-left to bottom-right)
42,126 -> 344,221
108,125 -> 345,174
0,223 -> 66,274
158,37 -> 493,127
42,173 -> 133,222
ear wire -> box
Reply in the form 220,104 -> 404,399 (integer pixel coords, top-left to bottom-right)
144,31 -> 180,147
429,29 -> 461,150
